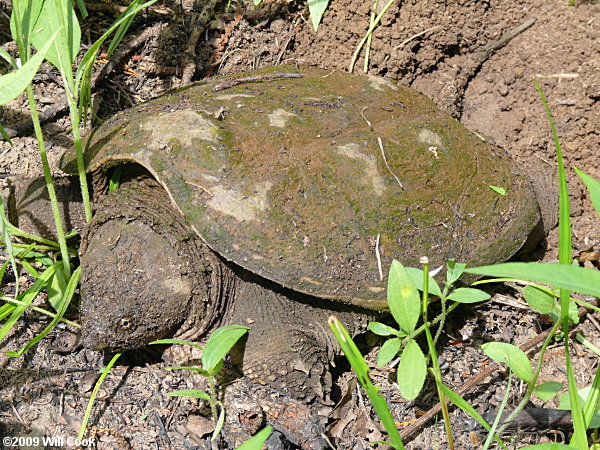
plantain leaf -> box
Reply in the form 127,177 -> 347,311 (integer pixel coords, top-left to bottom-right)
524,285 -> 556,314
448,287 -> 490,303
404,267 -> 442,297
388,260 -> 420,334
377,337 -> 401,366
397,339 -> 426,401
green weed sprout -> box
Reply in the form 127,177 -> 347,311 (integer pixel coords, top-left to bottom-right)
330,254 -> 497,448
151,325 -> 249,442
78,326 -> 268,446
2,0 -> 156,263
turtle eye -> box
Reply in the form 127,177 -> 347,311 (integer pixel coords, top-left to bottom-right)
118,316 -> 134,330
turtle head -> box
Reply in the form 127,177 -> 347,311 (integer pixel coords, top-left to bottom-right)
79,175 -> 204,352
79,217 -> 193,351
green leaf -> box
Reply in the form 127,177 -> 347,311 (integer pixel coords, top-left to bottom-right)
9,0 -> 44,50
0,261 -> 8,285
489,185 -> 506,196
574,168 -> 600,217
447,287 -> 491,304
78,352 -> 121,440
236,426 -> 273,450
582,368 -> 600,430
559,386 -> 600,429
75,0 -> 157,119
368,321 -> 400,336
47,265 -> 67,311
481,342 -> 532,383
202,325 -> 249,374
465,262 -> 600,298
377,337 -> 402,366
397,340 -> 426,401
308,0 -> 329,31
168,389 -> 211,401
0,262 -> 59,344
523,285 -> 556,314
576,332 -> 600,357
404,267 -> 442,297
212,401 -> 225,441
75,0 -> 88,17
27,0 -> 81,78
558,385 -> 589,409
388,260 -> 420,334
534,381 -> 563,402
108,165 -> 123,192
550,298 -> 579,325
446,260 -> 466,285
0,33 -> 58,104
0,123 -> 12,144
0,48 -> 17,68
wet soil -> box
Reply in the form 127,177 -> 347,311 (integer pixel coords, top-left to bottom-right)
0,0 -> 598,449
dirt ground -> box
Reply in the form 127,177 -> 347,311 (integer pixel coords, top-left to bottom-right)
0,0 -> 598,449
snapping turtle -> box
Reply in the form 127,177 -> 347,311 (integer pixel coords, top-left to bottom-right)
12,65 -> 542,444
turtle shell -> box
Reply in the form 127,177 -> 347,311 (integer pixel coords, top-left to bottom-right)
61,65 -> 540,310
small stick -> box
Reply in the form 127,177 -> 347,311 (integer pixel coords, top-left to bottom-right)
212,72 -> 303,92
472,19 -> 536,63
393,25 -> 441,50
378,137 -> 403,190
375,233 -> 383,281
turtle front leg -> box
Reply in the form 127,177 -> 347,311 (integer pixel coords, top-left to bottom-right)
226,269 -> 372,447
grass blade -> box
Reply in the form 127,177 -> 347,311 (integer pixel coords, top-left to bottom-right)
0,262 -> 59,344
574,168 -> 600,217
236,426 -> 273,450
536,80 -> 586,449
78,352 -> 122,440
6,266 -> 79,358
329,315 -> 405,449
465,263 -> 600,298
439,383 -> 506,449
